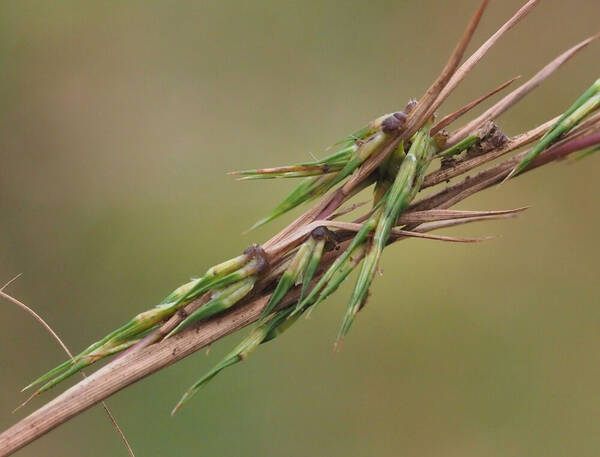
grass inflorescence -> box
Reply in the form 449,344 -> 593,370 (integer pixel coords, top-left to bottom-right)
20,0 -> 600,417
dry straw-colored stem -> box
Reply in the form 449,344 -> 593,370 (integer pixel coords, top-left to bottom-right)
0,284 -> 135,457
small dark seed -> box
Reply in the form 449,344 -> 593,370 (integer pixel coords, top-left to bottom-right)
393,111 -> 407,123
311,226 -> 330,239
382,111 -> 407,133
382,116 -> 401,133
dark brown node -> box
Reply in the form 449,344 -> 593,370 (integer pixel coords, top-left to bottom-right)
310,226 -> 331,240
441,156 -> 458,170
176,308 -> 189,320
382,111 -> 408,134
243,244 -> 270,273
467,121 -> 508,157
393,111 -> 408,122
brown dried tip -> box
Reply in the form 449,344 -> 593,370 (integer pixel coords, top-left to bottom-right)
12,391 -> 40,414
431,0 -> 540,117
431,76 -> 521,135
448,33 -> 600,146
397,206 -> 528,225
404,0 -> 490,136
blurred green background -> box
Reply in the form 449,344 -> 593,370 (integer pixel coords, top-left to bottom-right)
1,0 -> 599,456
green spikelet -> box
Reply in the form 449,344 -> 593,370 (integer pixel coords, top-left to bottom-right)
510,78 -> 600,177
339,126 -> 436,341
